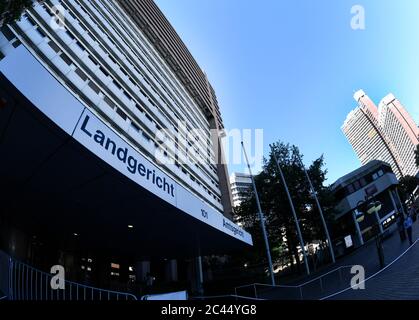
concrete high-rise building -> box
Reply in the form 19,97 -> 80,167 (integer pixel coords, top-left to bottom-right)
379,94 -> 419,177
342,90 -> 403,178
230,172 -> 252,208
342,90 -> 418,179
0,0 -> 251,298
0,0 -> 234,216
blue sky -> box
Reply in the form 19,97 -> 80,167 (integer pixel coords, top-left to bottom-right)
155,0 -> 419,184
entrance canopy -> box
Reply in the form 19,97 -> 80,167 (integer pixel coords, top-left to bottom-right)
0,47 -> 252,260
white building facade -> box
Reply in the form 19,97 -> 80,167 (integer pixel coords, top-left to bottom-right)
379,94 -> 419,177
230,172 -> 252,208
0,0 -> 230,214
342,90 -> 418,179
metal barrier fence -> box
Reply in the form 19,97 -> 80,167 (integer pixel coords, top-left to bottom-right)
234,265 -> 355,300
1,252 -> 137,301
191,295 -> 265,301
0,251 -> 9,297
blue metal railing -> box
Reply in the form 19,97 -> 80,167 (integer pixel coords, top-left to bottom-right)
234,265 -> 355,300
1,252 -> 137,301
191,294 -> 265,301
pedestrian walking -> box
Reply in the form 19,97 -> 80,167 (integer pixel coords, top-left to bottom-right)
397,214 -> 406,242
404,212 -> 414,246
409,205 -> 417,222
144,272 -> 155,294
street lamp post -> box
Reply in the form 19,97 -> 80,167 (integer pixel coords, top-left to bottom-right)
271,146 -> 310,276
357,194 -> 385,269
241,142 -> 276,286
297,155 -> 336,264
366,201 -> 384,235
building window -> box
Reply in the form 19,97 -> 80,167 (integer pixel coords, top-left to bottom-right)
99,66 -> 109,77
104,96 -> 115,109
49,40 -> 61,53
123,91 -> 132,101
89,55 -> 98,66
131,122 -> 140,132
113,80 -> 122,91
135,103 -> 144,113
36,27 -> 47,39
116,108 -> 127,120
26,16 -> 37,27
60,53 -> 72,66
142,132 -> 151,141
88,81 -> 101,94
1,26 -> 15,41
75,40 -> 85,51
75,68 -> 88,81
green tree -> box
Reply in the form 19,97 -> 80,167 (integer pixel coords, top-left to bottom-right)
415,144 -> 419,167
1,0 -> 39,25
399,175 -> 418,203
234,141 -> 337,276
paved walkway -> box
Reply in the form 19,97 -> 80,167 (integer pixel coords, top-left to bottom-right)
326,240 -> 419,300
254,218 -> 419,300
323,219 -> 419,300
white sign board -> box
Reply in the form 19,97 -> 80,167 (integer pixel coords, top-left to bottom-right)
344,235 -> 353,248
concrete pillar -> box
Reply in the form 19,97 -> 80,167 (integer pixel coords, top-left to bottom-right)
395,188 -> 407,216
165,259 -> 178,282
374,210 -> 384,234
187,257 -> 204,296
389,189 -> 398,214
135,261 -> 150,283
195,256 -> 204,296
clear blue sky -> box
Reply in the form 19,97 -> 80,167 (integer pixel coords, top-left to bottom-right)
155,0 -> 419,184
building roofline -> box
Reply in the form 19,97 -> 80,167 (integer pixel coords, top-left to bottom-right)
331,160 -> 392,190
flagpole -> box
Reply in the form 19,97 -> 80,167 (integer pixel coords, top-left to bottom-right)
271,145 -> 310,276
241,142 -> 276,286
298,154 -> 336,263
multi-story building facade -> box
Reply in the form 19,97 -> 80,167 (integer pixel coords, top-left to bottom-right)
378,93 -> 419,177
331,160 -> 403,247
342,90 -> 418,179
0,0 -> 234,216
229,172 -> 252,208
0,0 -> 250,297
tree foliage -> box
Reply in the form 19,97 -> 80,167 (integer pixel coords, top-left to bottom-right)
398,175 -> 418,202
415,144 -> 419,168
234,141 -> 337,274
0,0 -> 39,25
